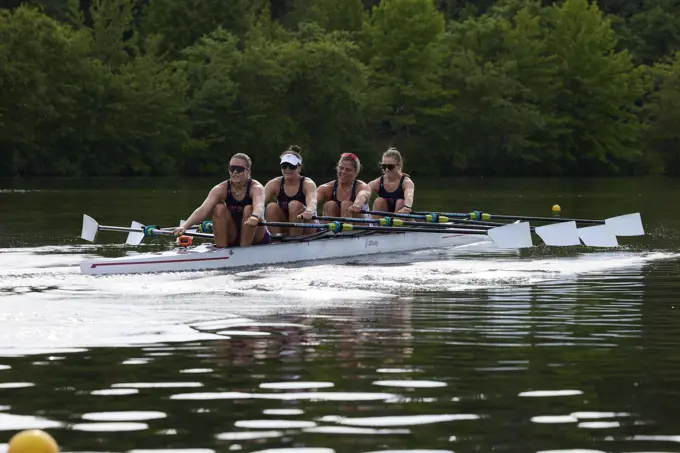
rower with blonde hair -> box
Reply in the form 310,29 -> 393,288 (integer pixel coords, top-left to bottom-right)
172,153 -> 270,247
368,147 -> 415,214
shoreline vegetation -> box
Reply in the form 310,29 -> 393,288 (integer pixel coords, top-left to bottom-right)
1,0 -> 679,178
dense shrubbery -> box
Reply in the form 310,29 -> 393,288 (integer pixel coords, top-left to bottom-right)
1,0 -> 679,177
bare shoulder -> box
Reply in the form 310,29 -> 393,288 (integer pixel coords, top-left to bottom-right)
303,176 -> 317,189
209,181 -> 227,198
264,176 -> 282,188
356,179 -> 370,190
317,180 -> 333,191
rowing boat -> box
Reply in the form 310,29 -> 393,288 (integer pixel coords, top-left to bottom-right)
77,210 -> 645,275
79,229 -> 490,275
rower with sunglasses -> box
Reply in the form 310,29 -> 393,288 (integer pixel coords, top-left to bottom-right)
317,152 -> 371,217
172,153 -> 271,247
368,147 -> 415,214
264,145 -> 318,236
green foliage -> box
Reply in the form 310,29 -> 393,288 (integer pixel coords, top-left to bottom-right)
645,52 -> 680,175
140,0 -> 258,55
542,0 -> 645,174
286,0 -> 365,32
362,0 -> 446,145
0,0 -> 677,177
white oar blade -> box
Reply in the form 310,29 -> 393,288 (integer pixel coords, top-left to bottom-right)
535,221 -> 580,246
487,222 -> 533,249
125,221 -> 145,246
578,225 -> 619,247
81,214 -> 99,242
604,213 -> 644,236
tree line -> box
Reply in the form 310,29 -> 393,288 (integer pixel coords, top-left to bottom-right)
1,0 -> 679,178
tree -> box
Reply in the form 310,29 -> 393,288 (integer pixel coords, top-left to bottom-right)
645,52 -> 680,175
361,0 -> 446,151
540,0 -> 645,174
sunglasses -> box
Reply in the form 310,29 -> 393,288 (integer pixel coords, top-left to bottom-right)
229,165 -> 247,173
381,164 -> 396,171
280,162 -> 298,171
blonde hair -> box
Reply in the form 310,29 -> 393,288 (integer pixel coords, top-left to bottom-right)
338,152 -> 362,174
231,153 -> 252,169
383,147 -> 403,167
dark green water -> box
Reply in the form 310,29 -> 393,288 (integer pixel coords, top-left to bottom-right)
1,177 -> 680,453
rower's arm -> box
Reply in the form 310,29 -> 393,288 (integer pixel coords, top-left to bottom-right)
403,177 -> 415,208
316,183 -> 331,205
368,178 -> 380,194
250,181 -> 266,220
353,181 -> 372,209
181,185 -> 224,229
263,178 -> 278,206
303,178 -> 318,213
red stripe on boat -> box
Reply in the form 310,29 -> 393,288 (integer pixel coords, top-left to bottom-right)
91,255 -> 230,268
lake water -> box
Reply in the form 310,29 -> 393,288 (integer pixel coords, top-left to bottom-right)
1,176 -> 680,453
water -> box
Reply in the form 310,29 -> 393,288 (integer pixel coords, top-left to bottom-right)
1,177 -> 680,453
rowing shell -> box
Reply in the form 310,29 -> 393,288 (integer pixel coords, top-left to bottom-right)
79,230 -> 489,275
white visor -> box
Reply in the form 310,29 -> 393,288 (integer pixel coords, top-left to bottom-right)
280,153 -> 302,166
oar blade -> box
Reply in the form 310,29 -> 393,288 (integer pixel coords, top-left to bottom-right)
81,214 -> 99,242
535,221 -> 581,246
578,225 -> 619,247
487,221 -> 533,249
125,221 -> 145,246
605,213 -> 644,236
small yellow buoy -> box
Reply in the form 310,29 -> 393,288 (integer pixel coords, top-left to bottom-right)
8,430 -> 59,453
552,204 -> 561,213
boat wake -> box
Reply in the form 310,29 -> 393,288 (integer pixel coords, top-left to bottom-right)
0,244 -> 677,356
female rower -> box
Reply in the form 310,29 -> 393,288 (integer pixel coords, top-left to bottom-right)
172,153 -> 270,247
317,152 -> 371,218
264,145 -> 318,236
368,147 -> 415,214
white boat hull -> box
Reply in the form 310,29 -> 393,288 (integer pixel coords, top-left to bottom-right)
80,231 -> 490,275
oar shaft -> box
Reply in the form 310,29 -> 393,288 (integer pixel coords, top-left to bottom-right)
260,220 -> 490,235
99,225 -> 145,234
413,210 -> 605,225
100,224 -> 214,239
313,215 -> 493,231
360,210 -> 505,227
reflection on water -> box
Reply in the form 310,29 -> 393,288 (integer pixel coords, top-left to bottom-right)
0,256 -> 678,452
2,178 -> 680,452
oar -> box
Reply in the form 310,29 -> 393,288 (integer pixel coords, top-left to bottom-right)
360,209 -> 505,227
411,209 -> 644,237
124,218 -> 533,249
158,216 -> 615,248
81,214 -> 618,250
80,214 -> 214,246
259,220 -> 533,249
307,215 -> 494,231
356,211 -> 615,247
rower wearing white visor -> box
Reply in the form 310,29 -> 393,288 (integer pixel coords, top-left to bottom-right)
264,145 -> 318,236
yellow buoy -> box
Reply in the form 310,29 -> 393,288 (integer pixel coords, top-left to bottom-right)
552,204 -> 561,213
8,430 -> 59,453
